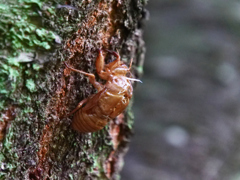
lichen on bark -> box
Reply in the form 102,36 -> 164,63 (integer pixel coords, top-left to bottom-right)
0,0 -> 146,179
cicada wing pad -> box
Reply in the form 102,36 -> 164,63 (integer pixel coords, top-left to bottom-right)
81,89 -> 107,111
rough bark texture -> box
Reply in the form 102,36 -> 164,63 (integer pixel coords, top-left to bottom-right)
0,0 -> 146,179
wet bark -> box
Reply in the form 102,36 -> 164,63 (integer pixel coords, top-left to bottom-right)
0,0 -> 146,179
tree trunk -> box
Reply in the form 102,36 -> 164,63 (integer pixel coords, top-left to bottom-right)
0,0 -> 146,179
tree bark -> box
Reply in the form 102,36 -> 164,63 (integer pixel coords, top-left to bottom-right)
0,0 -> 146,179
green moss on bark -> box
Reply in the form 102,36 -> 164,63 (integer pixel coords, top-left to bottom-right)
0,0 -> 59,53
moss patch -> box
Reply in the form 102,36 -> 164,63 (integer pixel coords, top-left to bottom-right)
26,79 -> 36,92
0,0 -> 58,55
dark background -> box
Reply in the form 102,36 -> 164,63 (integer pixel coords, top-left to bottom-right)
122,1 -> 240,180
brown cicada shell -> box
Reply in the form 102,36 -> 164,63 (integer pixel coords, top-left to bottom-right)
64,49 -> 140,133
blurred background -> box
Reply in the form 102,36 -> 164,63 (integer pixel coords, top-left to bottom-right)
121,0 -> 240,180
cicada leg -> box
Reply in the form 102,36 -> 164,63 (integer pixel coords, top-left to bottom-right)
68,97 -> 89,115
95,49 -> 109,80
103,49 -> 121,70
64,62 -> 103,91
